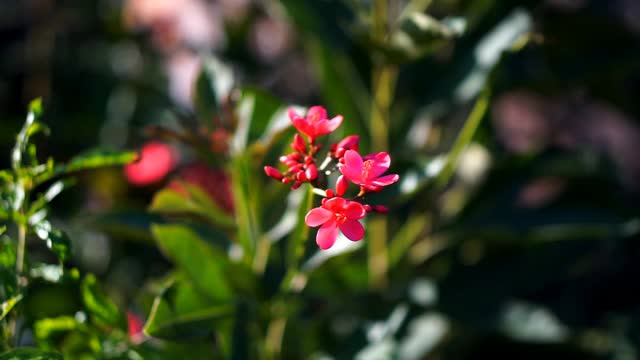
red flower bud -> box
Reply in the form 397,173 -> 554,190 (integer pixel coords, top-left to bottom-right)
372,205 -> 389,213
291,133 -> 307,153
296,171 -> 308,182
305,164 -> 318,180
363,204 -> 372,212
281,177 -> 292,184
291,181 -> 302,190
264,166 -> 283,180
288,164 -> 304,174
325,189 -> 335,198
336,175 -> 348,196
335,135 -> 360,158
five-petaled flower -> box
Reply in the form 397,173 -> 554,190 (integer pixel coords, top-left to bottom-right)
305,197 -> 366,250
339,150 -> 399,192
289,106 -> 343,142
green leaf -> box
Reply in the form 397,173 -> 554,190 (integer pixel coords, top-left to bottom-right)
32,221 -> 71,262
151,224 -> 233,301
81,274 -> 127,330
149,185 -> 235,229
0,348 -> 63,360
35,149 -> 137,185
0,226 -> 5,236
0,295 -> 22,321
144,275 -> 233,340
193,56 -> 234,127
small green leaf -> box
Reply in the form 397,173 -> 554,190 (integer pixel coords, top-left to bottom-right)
0,295 -> 22,321
144,275 -> 233,340
34,316 -> 79,340
32,221 -> 71,262
81,274 -> 127,330
0,225 -> 5,236
0,348 -> 63,360
149,185 -> 235,229
35,149 -> 137,185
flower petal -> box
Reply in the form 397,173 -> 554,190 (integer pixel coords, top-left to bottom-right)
317,220 -> 339,250
371,174 -> 400,187
339,220 -> 364,241
341,149 -> 364,179
315,115 -> 343,135
291,116 -> 313,138
343,201 -> 366,220
305,207 -> 333,227
324,196 -> 346,211
306,106 -> 328,123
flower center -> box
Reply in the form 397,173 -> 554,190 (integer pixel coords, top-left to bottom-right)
362,160 -> 374,179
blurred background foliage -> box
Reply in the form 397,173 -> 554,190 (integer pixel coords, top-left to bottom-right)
2,0 -> 640,358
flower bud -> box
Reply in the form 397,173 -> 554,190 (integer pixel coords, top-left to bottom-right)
335,135 -> 359,158
372,205 -> 389,213
291,181 -> 302,190
295,171 -> 308,182
291,133 -> 307,153
305,164 -> 318,180
325,189 -> 334,198
336,175 -> 348,196
264,166 -> 283,180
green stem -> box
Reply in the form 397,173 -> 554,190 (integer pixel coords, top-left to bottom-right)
435,87 -> 491,189
16,224 -> 26,286
368,0 -> 398,290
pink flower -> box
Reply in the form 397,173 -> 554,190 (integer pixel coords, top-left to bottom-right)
288,106 -> 343,141
339,150 -> 399,191
124,141 -> 177,186
305,197 -> 366,250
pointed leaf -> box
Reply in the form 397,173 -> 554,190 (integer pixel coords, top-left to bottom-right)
81,274 -> 127,330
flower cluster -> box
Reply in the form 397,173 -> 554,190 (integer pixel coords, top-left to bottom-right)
264,106 -> 399,250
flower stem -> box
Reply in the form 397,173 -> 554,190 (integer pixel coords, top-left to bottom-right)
16,223 -> 27,289
369,0 -> 398,290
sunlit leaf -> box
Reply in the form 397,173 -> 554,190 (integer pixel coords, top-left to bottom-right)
32,221 -> 71,262
81,274 -> 127,330
12,98 -> 45,171
35,149 -> 137,185
0,295 -> 22,321
0,348 -> 62,360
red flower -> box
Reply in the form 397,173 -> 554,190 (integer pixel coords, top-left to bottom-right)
124,141 -> 177,186
288,106 -> 343,141
339,150 -> 399,191
305,197 -> 366,250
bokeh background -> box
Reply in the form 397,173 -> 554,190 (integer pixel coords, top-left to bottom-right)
3,0 -> 640,358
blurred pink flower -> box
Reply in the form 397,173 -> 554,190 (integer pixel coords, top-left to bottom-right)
289,106 -> 343,142
168,163 -> 235,214
124,141 -> 177,186
305,197 -> 366,250
127,311 -> 145,344
339,150 -> 399,192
